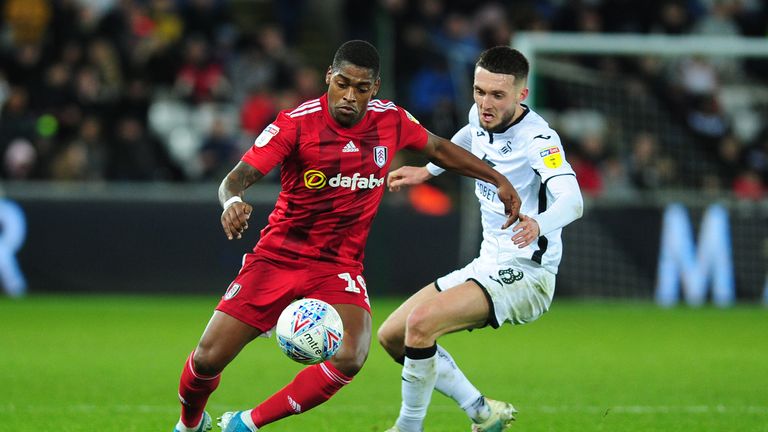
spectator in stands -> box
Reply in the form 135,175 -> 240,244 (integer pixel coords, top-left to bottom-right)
732,168 -> 765,200
293,65 -> 322,102
173,36 -> 230,105
149,0 -> 184,47
692,0 -> 744,81
627,131 -> 676,190
119,77 -> 152,124
239,85 -> 276,138
3,138 -> 37,179
669,55 -> 731,146
0,72 -> 8,110
744,130 -> 768,184
407,56 -> 456,137
129,1 -> 186,86
49,116 -> 108,181
717,134 -> 744,185
271,0 -> 307,46
693,0 -> 741,37
0,87 -> 37,174
686,94 -> 729,144
2,0 -> 51,45
199,117 -> 237,181
432,12 -> 481,62
569,133 -> 605,196
4,44 -> 45,95
650,1 -> 694,34
86,38 -> 124,101
40,62 -> 74,115
256,25 -> 301,91
601,155 -> 636,198
0,0 -> 765,191
475,3 -> 513,49
58,39 -> 85,74
228,36 -> 274,106
181,0 -> 232,44
73,65 -> 113,117
107,116 -> 182,181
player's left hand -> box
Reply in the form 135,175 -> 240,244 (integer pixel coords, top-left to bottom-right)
511,214 -> 540,248
221,201 -> 253,240
497,183 -> 521,228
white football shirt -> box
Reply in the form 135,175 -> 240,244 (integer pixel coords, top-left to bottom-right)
427,104 -> 577,273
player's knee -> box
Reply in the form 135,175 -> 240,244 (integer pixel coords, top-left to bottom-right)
192,346 -> 225,376
376,322 -> 404,357
405,306 -> 436,345
330,344 -> 369,377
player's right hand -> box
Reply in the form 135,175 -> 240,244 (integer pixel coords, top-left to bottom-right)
221,202 -> 253,240
387,166 -> 433,192
497,182 -> 521,229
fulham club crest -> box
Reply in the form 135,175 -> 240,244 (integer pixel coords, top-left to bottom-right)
224,283 -> 241,300
373,146 -> 387,168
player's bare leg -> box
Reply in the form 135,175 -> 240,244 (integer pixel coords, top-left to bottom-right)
379,283 -> 490,425
392,281 -> 514,432
405,280 -> 489,344
195,311 -> 265,374
175,311 -> 263,432
328,303 -> 373,376
378,283 -> 440,360
220,303 -> 372,432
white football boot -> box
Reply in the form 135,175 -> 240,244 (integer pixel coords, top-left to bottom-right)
173,411 -> 212,432
470,398 -> 517,432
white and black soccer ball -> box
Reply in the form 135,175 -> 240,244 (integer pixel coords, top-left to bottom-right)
275,298 -> 344,365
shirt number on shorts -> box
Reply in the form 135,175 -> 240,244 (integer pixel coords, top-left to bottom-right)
338,272 -> 369,304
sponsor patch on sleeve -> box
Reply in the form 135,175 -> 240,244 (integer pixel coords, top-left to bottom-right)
254,124 -> 280,147
540,146 -> 563,168
403,109 -> 420,124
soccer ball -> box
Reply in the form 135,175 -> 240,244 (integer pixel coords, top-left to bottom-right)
275,298 -> 344,365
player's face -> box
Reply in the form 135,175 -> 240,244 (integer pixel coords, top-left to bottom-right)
325,63 -> 380,128
473,66 -> 528,133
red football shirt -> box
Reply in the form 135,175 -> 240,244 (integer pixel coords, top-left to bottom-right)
242,94 -> 428,267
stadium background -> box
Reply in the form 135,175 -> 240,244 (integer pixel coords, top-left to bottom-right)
1,0 -> 766,302
1,2 -> 768,431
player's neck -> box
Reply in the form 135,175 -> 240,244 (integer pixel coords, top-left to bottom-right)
510,104 -> 526,124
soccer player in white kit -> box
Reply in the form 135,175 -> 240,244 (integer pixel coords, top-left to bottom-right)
378,46 -> 584,432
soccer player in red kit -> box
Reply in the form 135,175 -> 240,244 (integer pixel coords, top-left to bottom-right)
173,40 -> 521,432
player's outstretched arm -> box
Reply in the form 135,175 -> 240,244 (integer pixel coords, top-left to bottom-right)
387,166 -> 433,192
218,161 -> 263,240
422,131 -> 521,226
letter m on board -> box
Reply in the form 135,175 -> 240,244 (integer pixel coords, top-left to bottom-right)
655,204 -> 735,307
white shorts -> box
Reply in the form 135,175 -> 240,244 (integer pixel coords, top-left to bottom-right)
435,256 -> 556,328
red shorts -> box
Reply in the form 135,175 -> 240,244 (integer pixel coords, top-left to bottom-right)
215,252 -> 371,332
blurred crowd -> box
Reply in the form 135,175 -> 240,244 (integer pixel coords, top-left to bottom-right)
0,0 -> 767,200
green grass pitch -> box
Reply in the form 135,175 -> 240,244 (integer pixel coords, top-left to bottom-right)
1,295 -> 766,431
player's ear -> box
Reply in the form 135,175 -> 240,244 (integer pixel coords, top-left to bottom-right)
325,66 -> 333,85
372,77 -> 381,96
519,87 -> 529,102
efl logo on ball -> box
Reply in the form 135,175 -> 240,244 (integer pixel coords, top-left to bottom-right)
275,298 -> 344,365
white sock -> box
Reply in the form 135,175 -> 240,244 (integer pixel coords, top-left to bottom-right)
239,410 -> 259,431
434,345 -> 490,423
396,344 -> 438,432
175,417 -> 202,432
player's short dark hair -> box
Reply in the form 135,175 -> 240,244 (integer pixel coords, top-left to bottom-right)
476,46 -> 529,84
332,40 -> 380,79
